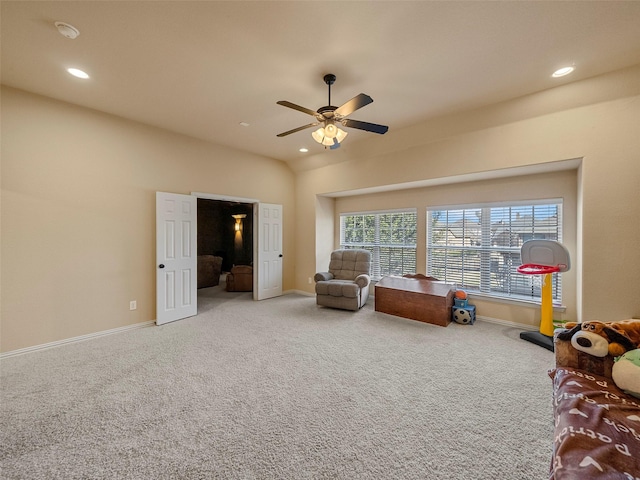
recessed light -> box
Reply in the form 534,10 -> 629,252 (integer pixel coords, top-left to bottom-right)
552,66 -> 575,78
299,148 -> 309,153
67,68 -> 89,79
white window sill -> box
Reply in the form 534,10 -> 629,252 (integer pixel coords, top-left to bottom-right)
467,291 -> 567,312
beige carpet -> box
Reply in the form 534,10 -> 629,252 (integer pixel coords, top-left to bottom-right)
1,288 -> 554,479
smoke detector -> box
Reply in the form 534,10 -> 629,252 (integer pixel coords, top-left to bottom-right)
55,22 -> 80,39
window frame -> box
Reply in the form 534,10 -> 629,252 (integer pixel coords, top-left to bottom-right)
426,199 -> 563,304
339,208 -> 417,281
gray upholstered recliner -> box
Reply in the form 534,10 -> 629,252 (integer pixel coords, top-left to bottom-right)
314,249 -> 371,311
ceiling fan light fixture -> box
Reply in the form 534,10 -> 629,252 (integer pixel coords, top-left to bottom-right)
324,122 -> 338,138
311,127 -> 325,144
311,124 -> 348,147
321,135 -> 335,147
335,128 -> 348,143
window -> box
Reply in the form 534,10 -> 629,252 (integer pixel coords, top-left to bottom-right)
427,201 -> 563,303
340,210 -> 417,281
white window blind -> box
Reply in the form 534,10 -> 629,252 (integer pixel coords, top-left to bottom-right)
340,210 -> 417,281
427,202 -> 563,302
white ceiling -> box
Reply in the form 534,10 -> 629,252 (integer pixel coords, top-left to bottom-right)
2,1 -> 640,167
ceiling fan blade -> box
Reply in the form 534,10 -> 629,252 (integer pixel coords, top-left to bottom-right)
276,122 -> 319,137
342,118 -> 389,134
277,101 -> 320,118
334,93 -> 373,117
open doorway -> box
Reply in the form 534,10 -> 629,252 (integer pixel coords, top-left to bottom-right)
197,198 -> 253,292
198,198 -> 253,271
157,192 -> 281,325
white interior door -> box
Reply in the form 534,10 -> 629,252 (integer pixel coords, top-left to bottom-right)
156,192 -> 197,325
256,203 -> 283,300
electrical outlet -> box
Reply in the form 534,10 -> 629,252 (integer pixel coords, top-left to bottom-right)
308,277 -> 312,284
129,300 -> 137,311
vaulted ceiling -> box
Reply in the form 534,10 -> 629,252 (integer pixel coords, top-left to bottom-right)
2,1 -> 640,168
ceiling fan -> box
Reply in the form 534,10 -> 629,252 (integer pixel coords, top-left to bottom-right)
276,74 -> 389,149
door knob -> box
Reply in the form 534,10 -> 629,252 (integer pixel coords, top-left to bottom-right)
159,264 -> 165,269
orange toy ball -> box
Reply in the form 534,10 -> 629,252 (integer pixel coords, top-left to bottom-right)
455,290 -> 467,299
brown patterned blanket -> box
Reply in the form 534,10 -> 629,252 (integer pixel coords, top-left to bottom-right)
549,367 -> 640,479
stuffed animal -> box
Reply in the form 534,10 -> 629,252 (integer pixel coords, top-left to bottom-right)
557,319 -> 640,357
612,349 -> 640,399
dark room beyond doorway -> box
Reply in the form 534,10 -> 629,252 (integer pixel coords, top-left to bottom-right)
197,198 -> 253,273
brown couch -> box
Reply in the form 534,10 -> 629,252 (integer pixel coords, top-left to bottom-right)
226,265 -> 253,292
197,255 -> 223,288
549,334 -> 640,479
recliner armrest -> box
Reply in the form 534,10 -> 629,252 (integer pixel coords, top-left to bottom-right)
314,272 -> 334,282
354,274 -> 370,288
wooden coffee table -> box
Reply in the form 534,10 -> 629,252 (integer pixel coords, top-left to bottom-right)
374,275 -> 455,327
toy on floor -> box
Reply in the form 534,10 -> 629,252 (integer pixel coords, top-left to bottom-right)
454,289 -> 468,307
612,349 -> 640,399
517,240 -> 571,351
557,319 -> 640,357
451,289 -> 476,324
452,305 -> 476,325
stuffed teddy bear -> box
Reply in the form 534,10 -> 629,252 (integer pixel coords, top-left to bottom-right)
557,319 -> 640,357
612,349 -> 640,399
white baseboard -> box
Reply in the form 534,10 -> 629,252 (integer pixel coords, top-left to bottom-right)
0,320 -> 155,359
476,315 -> 538,331
284,289 -> 314,297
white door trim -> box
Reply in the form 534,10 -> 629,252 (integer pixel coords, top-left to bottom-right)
191,192 -> 259,204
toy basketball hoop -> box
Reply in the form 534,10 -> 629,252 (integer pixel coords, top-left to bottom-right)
517,264 -> 561,275
519,240 -> 570,274
517,240 -> 571,351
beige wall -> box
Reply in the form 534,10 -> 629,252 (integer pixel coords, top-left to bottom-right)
295,66 -> 640,326
1,86 -> 295,353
